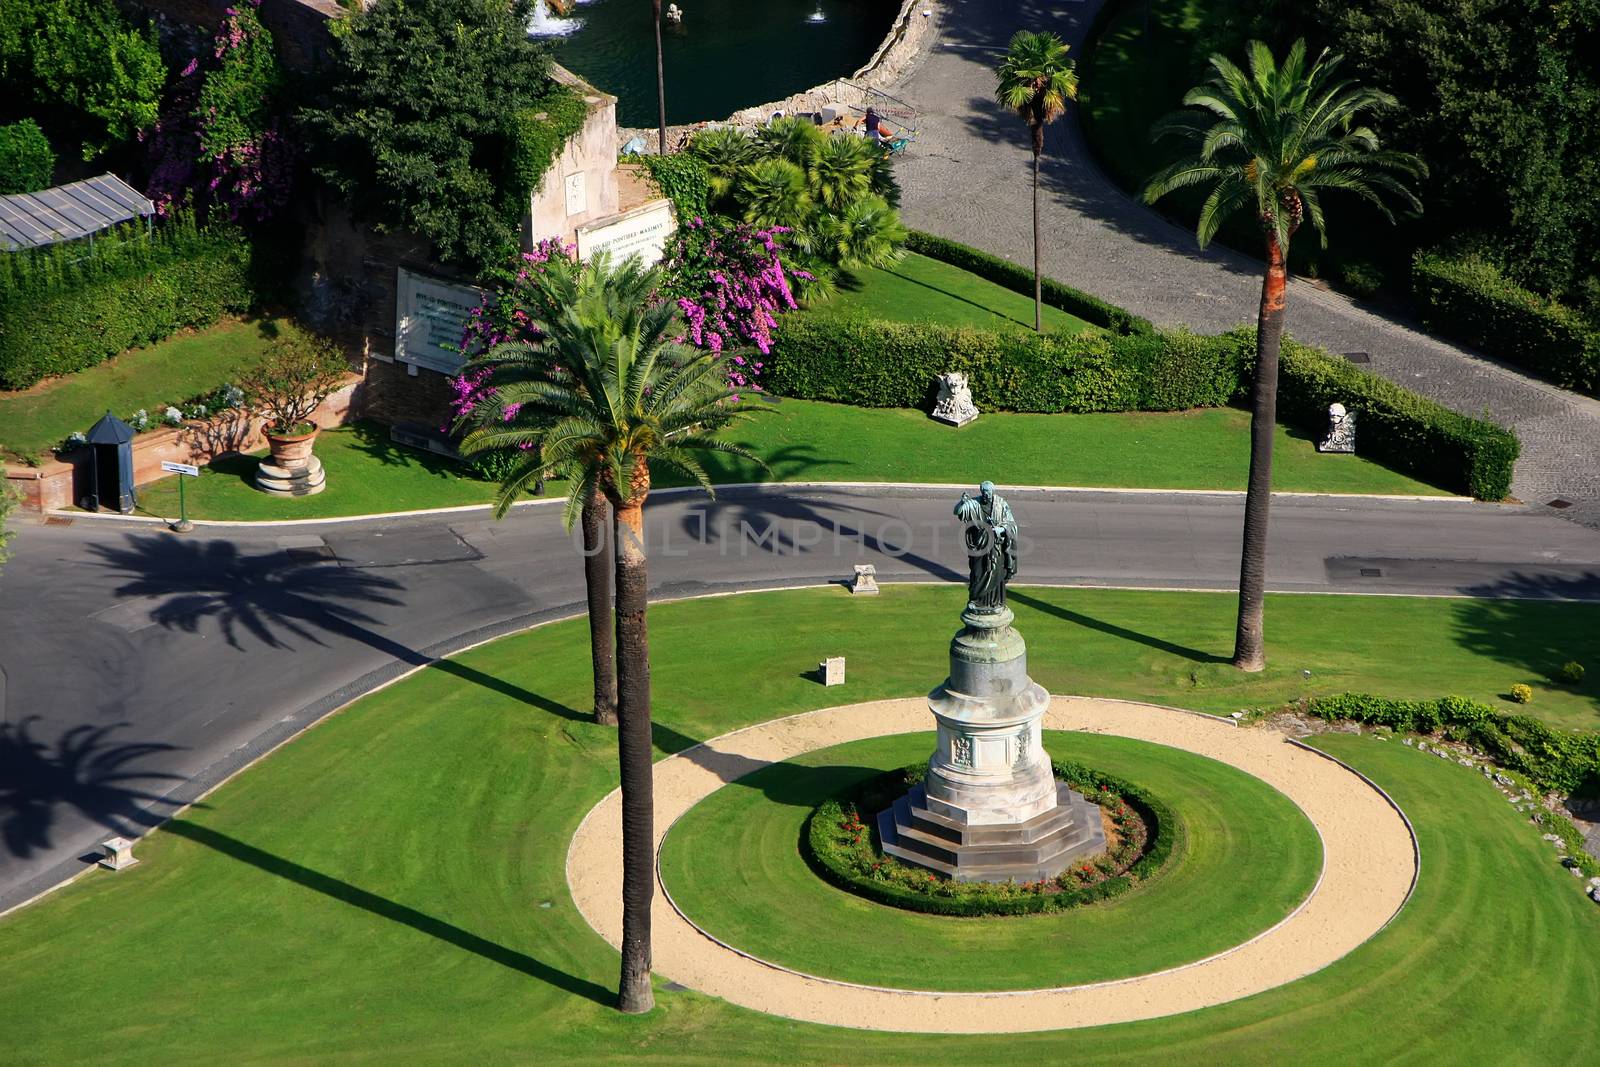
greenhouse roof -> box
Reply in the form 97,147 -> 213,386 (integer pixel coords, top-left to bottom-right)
0,174 -> 155,252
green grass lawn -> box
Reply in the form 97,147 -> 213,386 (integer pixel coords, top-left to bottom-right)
2,586 -> 1596,1062
132,400 -> 1445,520
0,316 -> 294,460
809,252 -> 1094,332
660,731 -> 1320,990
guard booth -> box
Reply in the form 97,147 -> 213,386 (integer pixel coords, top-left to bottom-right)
84,411 -> 136,513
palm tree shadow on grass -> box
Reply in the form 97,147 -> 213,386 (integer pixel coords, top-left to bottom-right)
164,821 -> 612,1005
1009,589 -> 1227,664
0,716 -> 190,861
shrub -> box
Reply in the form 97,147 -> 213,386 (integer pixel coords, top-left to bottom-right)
636,151 -> 710,223
1274,334 -> 1519,500
1558,661 -> 1586,685
0,214 -> 259,389
904,230 -> 1154,336
1509,683 -> 1534,705
0,118 -> 53,193
1336,258 -> 1383,300
1303,692 -> 1600,794
1413,250 -> 1598,395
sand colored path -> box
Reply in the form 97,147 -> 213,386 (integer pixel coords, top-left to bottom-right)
566,698 -> 1418,1033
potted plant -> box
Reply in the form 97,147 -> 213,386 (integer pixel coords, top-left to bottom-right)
238,335 -> 347,469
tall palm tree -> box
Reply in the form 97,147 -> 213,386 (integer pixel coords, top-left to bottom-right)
995,30 -> 1077,332
1143,39 -> 1423,671
460,257 -> 759,1013
653,0 -> 666,154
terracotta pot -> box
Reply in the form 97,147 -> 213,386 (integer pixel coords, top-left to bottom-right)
264,426 -> 320,469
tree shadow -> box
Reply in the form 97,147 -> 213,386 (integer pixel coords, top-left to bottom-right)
0,716 -> 189,861
1009,589 -> 1227,665
86,535 -> 579,721
1453,572 -> 1600,711
346,421 -> 463,478
163,821 -> 612,1005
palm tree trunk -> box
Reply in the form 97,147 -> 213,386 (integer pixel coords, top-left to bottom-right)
1232,234 -> 1288,671
653,0 -> 667,154
582,489 -> 617,726
612,478 -> 655,1014
1031,141 -> 1043,332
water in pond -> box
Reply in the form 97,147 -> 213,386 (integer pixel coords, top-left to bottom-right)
531,0 -> 903,128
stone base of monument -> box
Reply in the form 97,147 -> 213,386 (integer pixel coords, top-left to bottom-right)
255,455 -> 327,497
877,782 -> 1106,883
878,603 -> 1108,883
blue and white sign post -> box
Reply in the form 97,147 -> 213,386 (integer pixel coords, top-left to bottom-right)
161,460 -> 199,532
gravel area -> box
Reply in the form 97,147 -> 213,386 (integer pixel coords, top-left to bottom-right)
566,696 -> 1417,1033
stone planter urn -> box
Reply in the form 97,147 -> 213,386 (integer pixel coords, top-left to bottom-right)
257,426 -> 327,497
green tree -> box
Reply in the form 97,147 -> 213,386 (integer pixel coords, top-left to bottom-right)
459,257 -> 758,1012
19,0 -> 164,159
300,0 -> 567,268
1144,39 -> 1423,670
995,30 -> 1078,332
0,482 -> 15,577
0,119 -> 54,194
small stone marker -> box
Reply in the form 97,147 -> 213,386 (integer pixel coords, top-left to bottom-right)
99,837 -> 137,871
1317,402 -> 1356,453
820,656 -> 845,686
849,564 -> 879,595
930,371 -> 979,427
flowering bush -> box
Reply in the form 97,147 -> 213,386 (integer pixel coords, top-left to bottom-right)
458,237 -> 576,354
162,406 -> 184,426
143,1 -> 294,222
805,759 -> 1174,917
660,216 -> 806,392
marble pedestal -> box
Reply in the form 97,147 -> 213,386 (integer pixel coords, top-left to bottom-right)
256,454 -> 327,497
877,606 -> 1106,882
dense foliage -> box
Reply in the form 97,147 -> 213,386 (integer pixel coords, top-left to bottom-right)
1412,251 -> 1598,396
300,0 -> 581,268
764,315 -> 1516,499
0,0 -> 165,159
0,119 -> 53,193
906,230 -> 1153,335
804,760 -> 1174,917
686,118 -> 905,284
636,152 -> 711,223
1302,693 -> 1600,795
0,215 -> 258,389
144,3 -> 295,223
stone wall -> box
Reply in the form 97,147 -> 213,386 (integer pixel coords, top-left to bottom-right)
527,67 -> 622,246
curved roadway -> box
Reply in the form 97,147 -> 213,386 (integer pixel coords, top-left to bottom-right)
890,0 -> 1600,509
4,484 -> 1600,911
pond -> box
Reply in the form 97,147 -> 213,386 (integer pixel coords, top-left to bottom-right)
532,0 -> 904,128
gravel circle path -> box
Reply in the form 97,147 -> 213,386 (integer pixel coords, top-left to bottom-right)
566,697 -> 1417,1033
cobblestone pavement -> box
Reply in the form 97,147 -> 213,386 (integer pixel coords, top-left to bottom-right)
889,0 -> 1600,510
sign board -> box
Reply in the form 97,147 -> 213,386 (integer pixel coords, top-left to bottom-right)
394,269 -> 486,376
160,461 -> 199,477
575,199 -> 675,269
564,171 -> 587,217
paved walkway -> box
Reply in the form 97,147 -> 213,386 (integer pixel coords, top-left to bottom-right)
890,0 -> 1600,508
567,696 -> 1416,1032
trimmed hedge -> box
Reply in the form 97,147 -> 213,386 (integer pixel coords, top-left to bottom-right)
767,315 -> 1245,413
0,119 -> 53,194
0,215 -> 258,390
802,759 -> 1175,918
1275,333 -> 1520,500
1413,250 -> 1599,395
1304,693 -> 1600,795
906,230 -> 1154,336
766,314 -> 1518,498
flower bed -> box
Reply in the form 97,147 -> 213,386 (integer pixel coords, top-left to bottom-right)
803,759 -> 1175,917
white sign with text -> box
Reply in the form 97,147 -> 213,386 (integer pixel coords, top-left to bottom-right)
394,269 -> 486,376
575,199 -> 676,269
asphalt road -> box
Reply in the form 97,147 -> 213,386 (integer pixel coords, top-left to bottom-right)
4,484 -> 1600,911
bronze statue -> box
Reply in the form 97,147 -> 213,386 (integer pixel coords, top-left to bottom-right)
954,480 -> 1017,614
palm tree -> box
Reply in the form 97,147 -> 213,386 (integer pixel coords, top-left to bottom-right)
1143,39 -> 1423,671
653,0 -> 666,154
995,30 -> 1077,332
460,256 -> 759,1013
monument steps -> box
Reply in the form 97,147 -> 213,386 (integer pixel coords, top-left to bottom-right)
877,784 -> 1107,883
